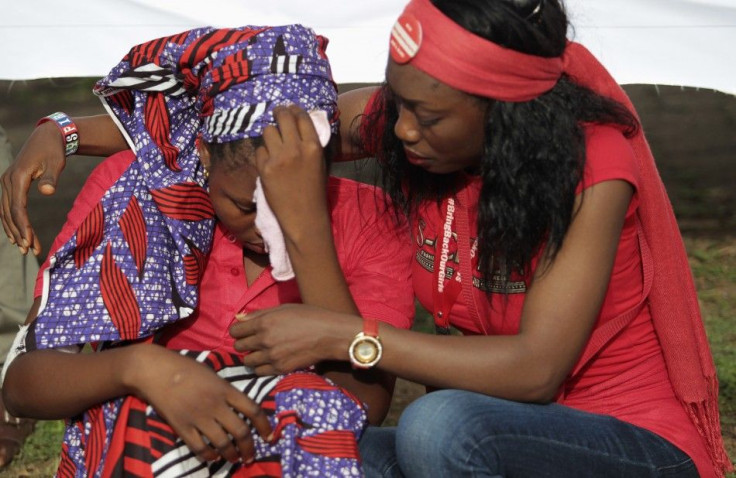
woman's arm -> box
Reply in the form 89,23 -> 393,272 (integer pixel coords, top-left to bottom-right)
252,104 -> 401,424
3,301 -> 272,463
0,114 -> 126,256
335,86 -> 379,161
235,180 -> 633,403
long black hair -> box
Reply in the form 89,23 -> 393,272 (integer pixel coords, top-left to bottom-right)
361,0 -> 639,285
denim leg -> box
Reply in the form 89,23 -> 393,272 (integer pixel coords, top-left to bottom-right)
360,426 -> 405,478
391,389 -> 698,478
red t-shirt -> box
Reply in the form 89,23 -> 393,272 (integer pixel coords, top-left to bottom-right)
37,150 -> 415,355
410,125 -> 712,477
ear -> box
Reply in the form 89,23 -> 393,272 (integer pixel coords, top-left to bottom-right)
197,137 -> 211,171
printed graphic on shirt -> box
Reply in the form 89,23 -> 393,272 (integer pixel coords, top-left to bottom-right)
415,217 -> 526,294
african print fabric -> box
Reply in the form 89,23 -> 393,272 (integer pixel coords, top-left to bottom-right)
26,24 -> 363,478
30,24 -> 337,350
55,351 -> 365,477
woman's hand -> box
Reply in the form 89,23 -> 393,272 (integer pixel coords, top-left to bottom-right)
254,105 -> 330,245
231,304 -> 354,376
0,121 -> 67,256
0,114 -> 126,256
130,344 -> 273,464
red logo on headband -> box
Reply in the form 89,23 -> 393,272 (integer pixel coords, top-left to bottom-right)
390,14 -> 422,64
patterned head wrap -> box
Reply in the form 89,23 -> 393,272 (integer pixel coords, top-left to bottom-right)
30,25 -> 337,349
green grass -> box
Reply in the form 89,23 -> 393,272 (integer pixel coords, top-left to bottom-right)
686,237 -> 736,474
2,420 -> 64,476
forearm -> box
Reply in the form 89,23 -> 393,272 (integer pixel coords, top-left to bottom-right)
284,213 -> 359,315
34,114 -> 128,159
316,362 -> 395,425
3,345 -> 141,419
318,316 -> 561,403
284,214 -> 402,421
67,114 -> 129,156
377,326 -> 558,401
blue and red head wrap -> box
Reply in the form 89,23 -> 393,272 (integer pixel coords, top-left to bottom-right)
31,25 -> 337,348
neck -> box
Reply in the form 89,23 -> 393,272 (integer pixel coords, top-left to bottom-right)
242,248 -> 269,286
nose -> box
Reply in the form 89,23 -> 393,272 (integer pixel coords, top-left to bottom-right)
394,106 -> 421,144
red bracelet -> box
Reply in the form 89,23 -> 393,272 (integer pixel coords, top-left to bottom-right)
36,112 -> 79,156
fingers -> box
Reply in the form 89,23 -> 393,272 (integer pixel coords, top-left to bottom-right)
228,391 -> 273,448
8,169 -> 34,254
0,180 -> 13,244
193,392 -> 273,464
37,168 -> 61,196
30,234 -> 42,257
229,313 -> 258,340
238,349 -> 268,368
1,163 -> 36,254
0,171 -> 33,253
198,415 -> 248,464
1,121 -> 67,254
278,104 -> 321,148
178,427 -> 220,463
219,415 -> 257,464
180,403 -> 266,465
295,107 -> 322,145
255,105 -> 321,172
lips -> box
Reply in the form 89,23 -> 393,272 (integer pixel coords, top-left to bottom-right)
405,149 -> 430,166
244,242 -> 266,254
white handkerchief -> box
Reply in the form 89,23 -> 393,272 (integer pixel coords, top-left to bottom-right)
255,109 -> 331,281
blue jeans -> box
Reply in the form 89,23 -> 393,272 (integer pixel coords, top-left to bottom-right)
360,390 -> 698,477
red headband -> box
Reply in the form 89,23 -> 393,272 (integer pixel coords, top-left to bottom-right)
390,0 -> 564,101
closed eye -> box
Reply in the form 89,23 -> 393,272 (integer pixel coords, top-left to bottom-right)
417,116 -> 440,127
234,201 -> 257,214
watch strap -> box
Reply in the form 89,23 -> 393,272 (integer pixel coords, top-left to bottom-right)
363,317 -> 378,337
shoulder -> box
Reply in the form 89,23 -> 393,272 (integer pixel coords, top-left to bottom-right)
86,150 -> 137,190
327,176 -> 404,237
65,150 -> 136,210
581,124 -> 639,191
327,176 -> 386,210
583,124 -> 635,166
584,123 -> 632,154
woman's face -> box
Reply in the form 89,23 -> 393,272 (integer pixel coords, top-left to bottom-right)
386,59 -> 488,174
207,161 -> 266,255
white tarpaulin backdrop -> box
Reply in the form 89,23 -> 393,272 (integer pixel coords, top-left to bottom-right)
1,0 -> 735,95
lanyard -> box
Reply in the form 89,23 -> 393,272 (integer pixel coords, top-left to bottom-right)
432,198 -> 462,334
431,191 -> 486,335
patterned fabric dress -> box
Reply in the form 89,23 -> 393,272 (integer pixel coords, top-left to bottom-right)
56,352 -> 365,477
27,25 -> 367,477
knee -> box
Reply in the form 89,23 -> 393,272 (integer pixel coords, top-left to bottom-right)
395,390 -> 468,455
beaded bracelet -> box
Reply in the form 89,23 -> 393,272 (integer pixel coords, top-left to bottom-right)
36,112 -> 80,156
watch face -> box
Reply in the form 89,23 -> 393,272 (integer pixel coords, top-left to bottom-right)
349,333 -> 382,368
355,339 -> 379,364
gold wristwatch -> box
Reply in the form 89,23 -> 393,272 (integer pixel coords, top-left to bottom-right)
348,318 -> 383,369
